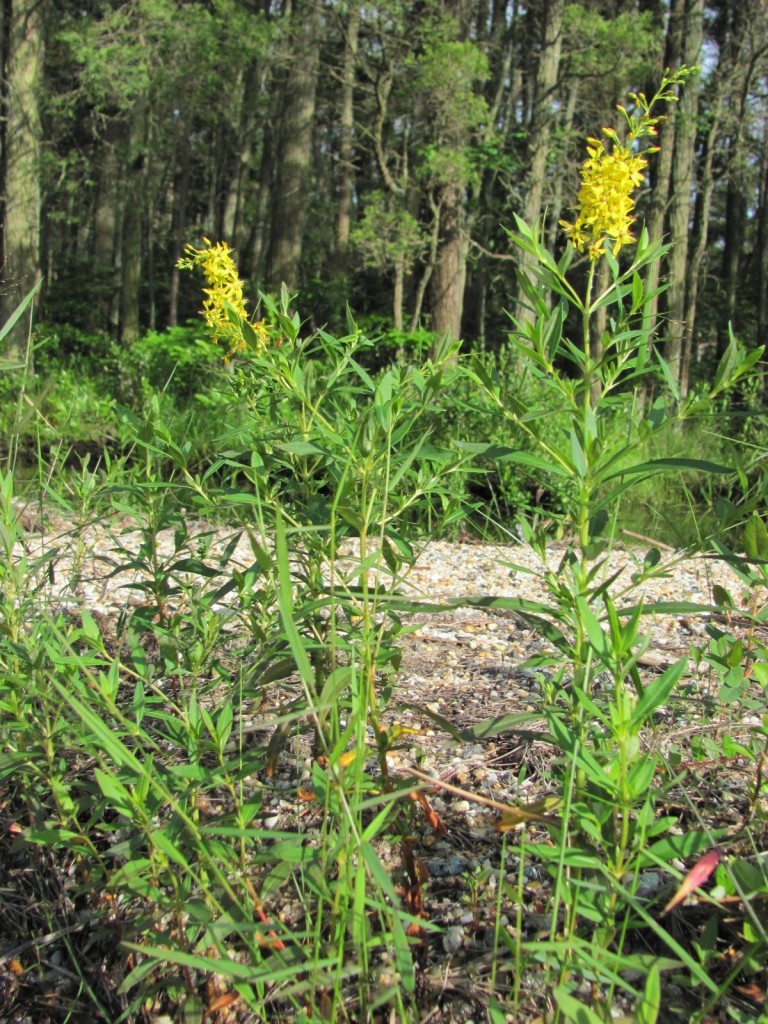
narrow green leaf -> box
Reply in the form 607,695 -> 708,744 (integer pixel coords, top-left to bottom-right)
56,689 -> 142,771
553,985 -> 605,1024
396,702 -> 550,744
0,281 -> 40,343
360,843 -> 415,993
570,430 -> 587,479
576,597 -> 607,657
94,768 -> 135,815
275,513 -> 316,689
642,829 -> 729,867
453,441 -> 570,477
636,964 -> 661,1024
80,609 -> 102,643
120,941 -> 311,984
167,557 -> 220,577
150,828 -> 193,870
630,658 -> 687,732
605,457 -> 731,482
631,271 -> 644,313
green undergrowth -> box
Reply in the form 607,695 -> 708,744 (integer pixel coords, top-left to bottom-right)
1,284 -> 759,548
2,121 -> 768,1022
1,319 -> 757,548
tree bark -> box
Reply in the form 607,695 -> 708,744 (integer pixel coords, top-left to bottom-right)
119,105 -> 147,344
428,0 -> 476,348
266,0 -> 321,293
168,114 -> 191,328
92,122 -> 121,333
518,0 -> 564,308
755,108 -> 768,354
521,0 -> 564,230
0,0 -> 43,358
664,0 -> 704,397
336,2 -> 359,254
430,184 -> 468,344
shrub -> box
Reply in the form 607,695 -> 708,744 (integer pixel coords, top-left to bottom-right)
126,324 -> 223,399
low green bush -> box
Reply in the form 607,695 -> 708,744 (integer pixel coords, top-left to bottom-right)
126,324 -> 223,399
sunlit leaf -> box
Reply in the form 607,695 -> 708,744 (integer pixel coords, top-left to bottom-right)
743,512 -> 768,560
494,796 -> 562,832
553,985 -> 605,1024
636,964 -> 661,1024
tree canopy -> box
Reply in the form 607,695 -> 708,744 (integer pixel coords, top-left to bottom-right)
1,0 -> 767,392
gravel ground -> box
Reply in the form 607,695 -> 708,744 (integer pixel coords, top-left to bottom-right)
7,511 -> 765,1022
18,513 -> 756,772
17,513 -> 756,840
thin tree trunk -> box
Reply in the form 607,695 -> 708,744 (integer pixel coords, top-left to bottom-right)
546,81 -> 578,252
119,105 -> 147,343
336,3 -> 359,254
682,96 -> 722,384
641,0 -> 684,352
664,0 -> 703,397
521,0 -> 564,229
168,117 -> 191,328
430,182 -> 468,345
393,253 -> 404,332
518,0 -> 564,308
428,0 -> 474,349
755,113 -> 768,352
93,123 -> 121,333
410,199 -> 440,332
719,181 -> 746,341
0,0 -> 43,359
267,0 -> 321,293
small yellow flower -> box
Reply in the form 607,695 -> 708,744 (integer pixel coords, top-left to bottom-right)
177,238 -> 269,354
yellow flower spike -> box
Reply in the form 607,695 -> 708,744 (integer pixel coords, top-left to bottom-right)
562,67 -> 698,261
561,130 -> 649,260
176,238 -> 269,356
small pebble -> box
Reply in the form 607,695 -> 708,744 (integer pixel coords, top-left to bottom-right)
442,925 -> 464,953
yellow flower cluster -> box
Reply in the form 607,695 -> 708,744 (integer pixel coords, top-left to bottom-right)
177,239 -> 268,354
560,130 -> 649,261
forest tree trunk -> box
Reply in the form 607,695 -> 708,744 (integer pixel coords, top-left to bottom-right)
168,116 -> 191,328
119,105 -> 147,343
428,0 -> 476,349
430,185 -> 468,345
0,0 -> 43,359
664,0 -> 704,397
336,3 -> 359,255
92,122 -> 121,333
267,0 -> 321,293
518,0 -> 564,309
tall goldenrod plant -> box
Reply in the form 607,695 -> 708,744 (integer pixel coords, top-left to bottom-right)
170,251 -> 470,1016
469,66 -> 763,1015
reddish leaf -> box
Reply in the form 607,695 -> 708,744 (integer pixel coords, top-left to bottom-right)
408,789 -> 444,834
734,983 -> 765,1005
209,992 -> 238,1012
663,848 -> 721,914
